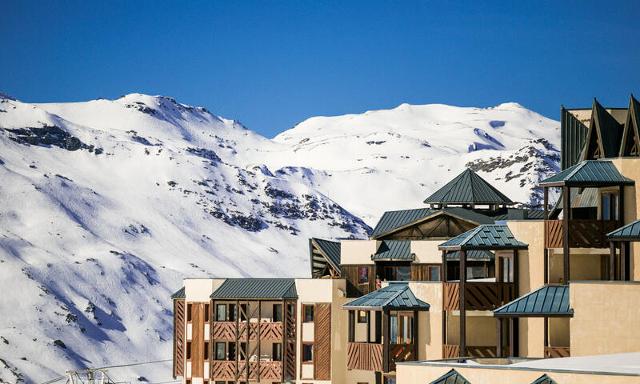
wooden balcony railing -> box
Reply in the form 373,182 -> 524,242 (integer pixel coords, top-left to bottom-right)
443,282 -> 515,311
211,360 -> 282,381
347,342 -> 383,372
545,220 -> 620,249
389,343 -> 414,371
212,321 -> 284,341
443,344 -> 499,359
545,346 -> 570,358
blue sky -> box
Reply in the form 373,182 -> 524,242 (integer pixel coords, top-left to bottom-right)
1,1 -> 639,137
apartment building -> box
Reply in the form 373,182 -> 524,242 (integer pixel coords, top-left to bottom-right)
172,95 -> 640,384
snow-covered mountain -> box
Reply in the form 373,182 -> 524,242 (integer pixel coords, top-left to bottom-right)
0,93 -> 559,383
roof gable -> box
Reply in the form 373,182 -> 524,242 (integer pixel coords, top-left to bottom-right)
494,285 -> 572,317
620,95 -> 640,156
424,168 -> 513,206
310,238 -> 341,277
583,99 -> 624,160
371,240 -> 414,261
211,278 -> 297,300
429,369 -> 471,384
343,282 -> 430,311
531,374 -> 558,384
370,208 -> 435,238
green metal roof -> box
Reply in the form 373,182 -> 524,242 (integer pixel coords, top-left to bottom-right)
370,208 -> 436,238
429,369 -> 471,384
211,278 -> 297,300
370,207 -> 494,239
531,374 -> 557,384
494,285 -> 572,317
343,282 -> 430,311
371,240 -> 414,261
439,224 -> 528,251
607,220 -> 640,241
171,286 -> 185,299
492,208 -> 545,221
424,168 -> 514,206
539,160 -> 633,187
310,238 -> 341,277
446,250 -> 494,262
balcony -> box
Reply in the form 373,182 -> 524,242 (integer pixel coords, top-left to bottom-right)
443,344 -> 500,359
211,360 -> 282,381
544,346 -> 570,358
346,342 -> 383,372
545,220 -> 621,249
212,321 -> 284,341
443,282 -> 515,311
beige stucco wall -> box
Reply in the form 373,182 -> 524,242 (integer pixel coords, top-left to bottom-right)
570,281 -> 640,356
293,278 -> 349,384
409,282 -> 444,360
548,250 -> 607,283
184,278 -> 224,301
549,317 -> 570,347
507,220 -> 546,357
445,313 -> 496,346
411,240 -> 443,264
341,240 -> 377,265
396,363 -> 640,384
610,158 -> 640,280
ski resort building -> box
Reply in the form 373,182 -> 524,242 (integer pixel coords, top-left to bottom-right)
171,95 -> 640,384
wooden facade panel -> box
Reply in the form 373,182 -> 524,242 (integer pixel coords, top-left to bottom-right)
346,342 -> 383,372
342,265 -> 376,297
314,303 -> 332,380
443,344 -> 499,359
545,346 -> 571,358
190,303 -> 205,377
443,282 -> 515,311
173,299 -> 185,377
545,219 -> 621,249
284,300 -> 297,380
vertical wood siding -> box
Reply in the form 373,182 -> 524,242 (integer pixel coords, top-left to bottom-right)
313,303 -> 332,380
174,299 -> 185,377
191,303 -> 205,377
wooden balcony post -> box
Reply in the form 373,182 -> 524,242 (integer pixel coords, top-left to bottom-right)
543,187 -> 549,219
441,250 -> 448,282
496,318 -> 503,358
459,250 -> 466,360
382,310 -> 390,372
257,301 -> 261,382
348,310 -> 355,342
413,310 -> 419,360
562,186 -> 570,283
618,185 -> 625,223
544,316 -> 549,355
622,241 -> 628,281
610,242 -> 616,280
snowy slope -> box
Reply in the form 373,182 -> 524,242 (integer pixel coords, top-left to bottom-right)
0,94 -> 559,383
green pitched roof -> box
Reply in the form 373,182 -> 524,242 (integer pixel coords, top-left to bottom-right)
539,160 -> 633,187
370,207 -> 494,239
429,369 -> 471,384
343,282 -> 430,311
439,224 -> 528,251
370,208 -> 435,238
211,278 -> 297,300
310,238 -> 341,277
589,99 -> 624,158
531,374 -> 557,384
371,240 -> 414,261
446,250 -> 494,261
492,208 -> 545,221
171,286 -> 185,299
607,220 -> 640,241
494,285 -> 572,317
424,168 -> 513,206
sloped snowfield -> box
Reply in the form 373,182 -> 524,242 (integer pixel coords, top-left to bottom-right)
0,94 -> 558,383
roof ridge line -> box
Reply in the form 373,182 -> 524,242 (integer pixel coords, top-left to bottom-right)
384,284 -> 409,305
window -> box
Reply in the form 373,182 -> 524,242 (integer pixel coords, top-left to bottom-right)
389,313 -> 413,344
357,310 -> 368,323
204,341 -> 210,360
216,304 -> 227,321
302,343 -> 313,362
273,304 -> 282,322
228,304 -> 237,321
186,341 -> 192,359
303,305 -> 314,322
187,304 -> 193,321
358,266 -> 369,284
215,342 -> 226,360
601,192 -> 619,220
428,265 -> 441,281
204,304 -> 210,322
228,342 -> 236,360
272,343 -> 282,361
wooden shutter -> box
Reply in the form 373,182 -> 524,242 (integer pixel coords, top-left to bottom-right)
313,303 -> 332,380
174,299 -> 185,377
